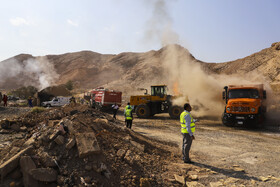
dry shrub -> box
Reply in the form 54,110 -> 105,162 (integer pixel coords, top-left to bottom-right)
31,107 -> 45,113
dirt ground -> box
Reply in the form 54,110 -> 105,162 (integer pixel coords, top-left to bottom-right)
1,106 -> 280,186
115,109 -> 280,187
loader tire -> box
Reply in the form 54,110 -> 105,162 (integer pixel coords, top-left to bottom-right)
169,105 -> 183,119
136,104 -> 151,118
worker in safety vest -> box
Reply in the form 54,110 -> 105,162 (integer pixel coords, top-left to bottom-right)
124,105 -> 133,129
180,103 -> 196,163
125,102 -> 131,110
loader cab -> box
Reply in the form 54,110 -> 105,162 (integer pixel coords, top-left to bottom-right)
151,85 -> 167,98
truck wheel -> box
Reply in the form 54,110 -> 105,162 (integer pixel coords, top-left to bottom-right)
136,104 -> 151,118
169,105 -> 183,119
256,108 -> 265,128
46,104 -> 51,107
222,113 -> 234,127
222,121 -> 234,127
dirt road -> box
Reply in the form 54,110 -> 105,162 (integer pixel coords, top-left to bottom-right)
118,113 -> 280,186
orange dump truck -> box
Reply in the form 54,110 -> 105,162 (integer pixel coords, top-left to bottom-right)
222,84 -> 266,126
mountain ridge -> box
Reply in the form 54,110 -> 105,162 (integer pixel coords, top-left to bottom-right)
0,43 -> 280,93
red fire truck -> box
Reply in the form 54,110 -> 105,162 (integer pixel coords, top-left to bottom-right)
85,87 -> 122,110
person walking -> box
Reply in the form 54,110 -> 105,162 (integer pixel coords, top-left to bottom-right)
2,94 -> 8,107
28,96 -> 33,107
124,105 -> 133,129
180,103 -> 196,163
112,103 -> 119,119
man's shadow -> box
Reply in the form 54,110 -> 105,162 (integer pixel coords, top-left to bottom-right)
192,162 -> 260,181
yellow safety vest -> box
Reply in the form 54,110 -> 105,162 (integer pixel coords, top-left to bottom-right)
180,111 -> 195,134
125,108 -> 133,120
125,105 -> 131,110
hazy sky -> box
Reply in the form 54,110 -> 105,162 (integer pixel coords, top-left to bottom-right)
0,0 -> 279,62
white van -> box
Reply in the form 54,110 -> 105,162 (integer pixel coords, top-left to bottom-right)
42,96 -> 71,107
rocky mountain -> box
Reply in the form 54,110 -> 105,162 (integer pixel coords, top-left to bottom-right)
1,42 -> 280,93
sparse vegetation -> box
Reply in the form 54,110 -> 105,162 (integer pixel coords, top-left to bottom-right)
65,80 -> 74,91
11,86 -> 38,99
31,106 -> 45,113
19,102 -> 27,107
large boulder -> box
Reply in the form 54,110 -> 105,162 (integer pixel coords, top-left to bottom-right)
30,168 -> 58,182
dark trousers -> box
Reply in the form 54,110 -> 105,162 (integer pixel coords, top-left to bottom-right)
126,120 -> 133,129
182,133 -> 193,161
113,109 -> 118,119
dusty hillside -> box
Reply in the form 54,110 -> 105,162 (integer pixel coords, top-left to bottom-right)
1,42 -> 280,95
204,42 -> 280,90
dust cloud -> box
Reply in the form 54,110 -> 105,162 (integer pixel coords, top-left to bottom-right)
162,45 -> 275,118
0,57 -> 59,90
145,0 -> 275,119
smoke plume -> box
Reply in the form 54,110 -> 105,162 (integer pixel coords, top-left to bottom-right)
0,56 -> 59,90
144,0 -> 179,46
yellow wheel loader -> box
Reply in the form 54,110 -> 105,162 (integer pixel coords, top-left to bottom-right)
130,85 -> 183,119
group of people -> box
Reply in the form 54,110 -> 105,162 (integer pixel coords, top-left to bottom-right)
112,102 -> 196,164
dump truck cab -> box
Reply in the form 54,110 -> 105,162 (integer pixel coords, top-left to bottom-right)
130,85 -> 182,119
222,84 -> 266,127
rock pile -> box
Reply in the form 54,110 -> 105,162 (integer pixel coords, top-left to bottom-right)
0,104 -> 174,186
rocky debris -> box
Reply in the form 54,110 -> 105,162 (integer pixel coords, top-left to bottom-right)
30,168 -> 58,182
39,152 -> 56,167
140,178 -> 151,187
232,165 -> 245,172
210,181 -> 223,187
174,174 -> 185,184
61,119 -> 74,134
94,118 -> 108,124
0,104 -> 198,186
189,174 -> 198,181
65,138 -> 75,150
49,130 -> 60,141
20,156 -> 38,187
224,177 -> 239,185
54,135 -> 64,145
10,169 -> 22,179
23,137 -> 36,147
186,181 -> 205,187
260,176 -> 271,182
124,150 -> 135,165
20,126 -> 27,132
130,140 -> 145,152
0,119 -> 11,129
10,123 -> 20,132
75,132 -> 101,158
116,149 -> 126,159
0,146 -> 33,181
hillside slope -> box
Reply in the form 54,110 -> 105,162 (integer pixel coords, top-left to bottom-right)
0,42 -> 280,93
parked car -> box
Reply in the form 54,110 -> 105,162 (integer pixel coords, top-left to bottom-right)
41,96 -> 71,107
8,95 -> 19,101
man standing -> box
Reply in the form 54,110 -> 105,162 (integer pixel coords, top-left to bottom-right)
124,105 -> 133,129
180,103 -> 196,163
125,102 -> 131,110
28,96 -> 33,108
0,92 -> 2,105
2,94 -> 8,107
112,103 -> 119,119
